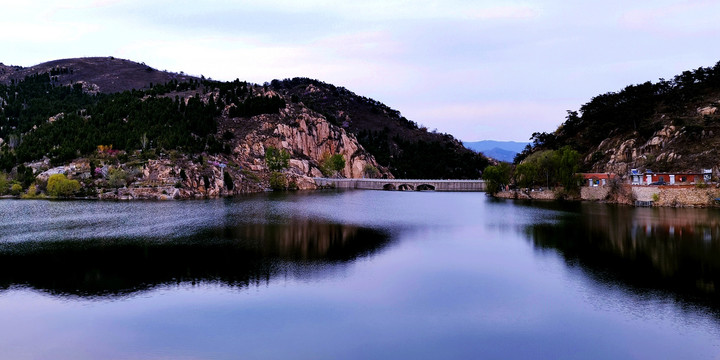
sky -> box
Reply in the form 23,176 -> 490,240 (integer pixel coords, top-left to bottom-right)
2,0 -> 720,142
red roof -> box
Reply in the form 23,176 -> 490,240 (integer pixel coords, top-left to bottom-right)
581,173 -> 618,180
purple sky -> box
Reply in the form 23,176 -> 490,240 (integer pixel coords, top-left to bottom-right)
3,0 -> 720,141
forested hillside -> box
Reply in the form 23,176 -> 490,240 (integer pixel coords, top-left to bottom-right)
0,73 -> 285,170
0,57 -> 489,199
272,78 -> 488,179
517,60 -> 720,175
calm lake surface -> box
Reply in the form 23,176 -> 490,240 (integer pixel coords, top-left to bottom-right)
1,191 -> 720,359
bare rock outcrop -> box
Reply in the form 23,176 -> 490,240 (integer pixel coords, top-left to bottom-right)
94,98 -> 389,198
587,124 -> 696,176
96,91 -> 390,198
697,106 -> 717,116
229,101 -> 390,185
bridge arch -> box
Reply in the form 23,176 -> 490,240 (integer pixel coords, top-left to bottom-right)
416,184 -> 435,191
313,177 -> 485,192
398,184 -> 415,191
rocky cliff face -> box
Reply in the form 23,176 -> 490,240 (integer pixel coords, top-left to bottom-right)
589,124 -> 678,174
583,102 -> 720,178
214,87 -> 390,191
47,88 -> 389,199
120,117 -> 384,198
234,103 -> 386,181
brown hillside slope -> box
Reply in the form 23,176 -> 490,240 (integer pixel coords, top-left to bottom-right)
0,57 -> 198,93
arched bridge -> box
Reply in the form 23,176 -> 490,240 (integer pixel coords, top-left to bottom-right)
313,178 -> 486,192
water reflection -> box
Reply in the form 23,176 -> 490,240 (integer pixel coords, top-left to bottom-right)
526,203 -> 720,309
0,219 -> 390,299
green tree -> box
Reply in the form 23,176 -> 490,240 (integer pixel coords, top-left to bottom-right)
265,146 -> 290,171
514,161 -> 539,190
15,164 -> 36,188
482,162 -> 512,194
88,160 -> 97,179
320,152 -> 346,177
224,171 -> 234,190
21,184 -> 43,199
330,154 -> 346,172
514,150 -> 557,190
269,171 -> 287,190
363,164 -> 381,178
513,146 -> 581,194
552,146 -> 582,193
0,172 -> 8,195
47,173 -> 80,197
107,168 -> 129,189
10,183 -> 22,195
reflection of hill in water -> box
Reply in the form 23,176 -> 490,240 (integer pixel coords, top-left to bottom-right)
0,219 -> 390,299
526,203 -> 720,310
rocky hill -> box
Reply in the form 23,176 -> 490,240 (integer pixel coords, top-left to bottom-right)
0,57 -> 197,93
271,78 -> 488,179
519,60 -> 720,178
0,57 -> 487,199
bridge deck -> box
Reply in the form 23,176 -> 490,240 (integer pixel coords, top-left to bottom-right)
313,178 -> 486,192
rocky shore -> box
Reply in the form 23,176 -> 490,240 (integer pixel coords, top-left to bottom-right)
495,184 -> 720,207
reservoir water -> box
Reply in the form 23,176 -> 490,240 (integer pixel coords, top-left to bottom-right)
1,191 -> 719,359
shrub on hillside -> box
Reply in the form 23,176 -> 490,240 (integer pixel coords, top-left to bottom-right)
320,153 -> 345,177
363,164 -> 381,179
265,146 -> 290,171
21,184 -> 45,199
269,171 -> 287,190
0,173 -> 8,195
47,173 -> 80,197
10,183 -> 22,196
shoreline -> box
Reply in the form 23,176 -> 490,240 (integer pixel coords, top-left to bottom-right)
495,184 -> 720,208
0,185 -> 335,201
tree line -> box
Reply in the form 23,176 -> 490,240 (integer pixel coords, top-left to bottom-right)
0,74 -> 287,171
516,60 -> 720,162
483,146 -> 581,196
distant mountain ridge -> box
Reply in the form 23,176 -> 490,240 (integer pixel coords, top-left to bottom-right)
463,140 -> 529,162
